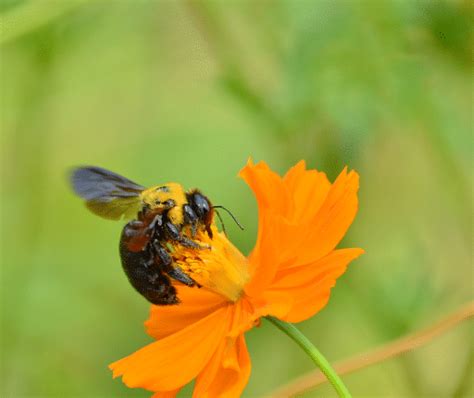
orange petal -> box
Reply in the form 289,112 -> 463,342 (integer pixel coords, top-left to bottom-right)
152,389 -> 181,398
244,212 -> 281,296
192,336 -> 227,397
193,333 -> 251,398
240,159 -> 331,227
145,285 -> 226,340
239,159 -> 290,218
241,161 -> 359,295
250,290 -> 293,320
291,168 -> 360,265
283,160 -> 331,223
109,306 -> 230,392
268,248 -> 364,323
239,160 -> 288,288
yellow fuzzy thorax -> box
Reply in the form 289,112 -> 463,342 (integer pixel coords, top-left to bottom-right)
140,182 -> 188,225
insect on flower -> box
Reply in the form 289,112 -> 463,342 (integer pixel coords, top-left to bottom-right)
108,159 -> 364,398
70,166 -> 241,305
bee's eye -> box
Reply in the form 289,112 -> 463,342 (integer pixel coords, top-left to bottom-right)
193,193 -> 210,216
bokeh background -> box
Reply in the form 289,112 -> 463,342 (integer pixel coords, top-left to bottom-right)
1,1 -> 472,397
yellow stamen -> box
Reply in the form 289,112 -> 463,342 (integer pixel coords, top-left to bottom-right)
173,225 -> 250,302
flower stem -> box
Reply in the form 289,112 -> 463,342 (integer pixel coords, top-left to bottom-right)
266,316 -> 352,398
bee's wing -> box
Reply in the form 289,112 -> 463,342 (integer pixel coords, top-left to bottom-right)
70,166 -> 145,220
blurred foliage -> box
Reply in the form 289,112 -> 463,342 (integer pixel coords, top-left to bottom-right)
1,0 -> 472,397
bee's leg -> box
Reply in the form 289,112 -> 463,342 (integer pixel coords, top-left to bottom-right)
151,240 -> 195,286
146,214 -> 163,233
119,245 -> 179,305
183,204 -> 198,238
135,213 -> 164,242
143,256 -> 180,305
168,267 -> 195,286
164,221 -> 208,249
144,273 -> 180,305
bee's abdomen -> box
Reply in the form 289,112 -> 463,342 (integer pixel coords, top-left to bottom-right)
119,227 -> 178,305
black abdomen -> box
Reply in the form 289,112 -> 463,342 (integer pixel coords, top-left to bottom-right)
119,226 -> 178,305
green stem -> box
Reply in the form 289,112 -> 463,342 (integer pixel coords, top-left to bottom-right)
266,316 -> 352,398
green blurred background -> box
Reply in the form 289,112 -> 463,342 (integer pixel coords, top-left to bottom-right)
1,0 -> 472,397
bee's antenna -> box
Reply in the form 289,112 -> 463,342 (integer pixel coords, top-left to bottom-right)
213,209 -> 227,236
212,205 -> 244,231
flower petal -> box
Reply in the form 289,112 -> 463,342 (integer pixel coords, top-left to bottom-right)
239,160 -> 289,292
241,161 -> 359,295
244,212 -> 281,296
268,248 -> 364,323
152,389 -> 181,398
193,333 -> 251,398
239,159 -> 291,218
283,160 -> 331,223
192,337 -> 227,397
145,285 -> 226,340
109,306 -> 230,392
292,168 -> 360,265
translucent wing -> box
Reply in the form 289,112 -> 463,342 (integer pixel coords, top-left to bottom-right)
70,166 -> 145,220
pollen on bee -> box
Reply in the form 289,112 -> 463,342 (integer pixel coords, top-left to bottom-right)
172,225 -> 250,302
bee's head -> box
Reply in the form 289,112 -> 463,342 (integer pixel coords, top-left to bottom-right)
187,190 -> 214,236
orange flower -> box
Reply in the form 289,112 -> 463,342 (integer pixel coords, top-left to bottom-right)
109,160 -> 364,397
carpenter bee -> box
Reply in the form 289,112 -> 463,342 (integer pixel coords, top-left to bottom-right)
70,166 -> 223,305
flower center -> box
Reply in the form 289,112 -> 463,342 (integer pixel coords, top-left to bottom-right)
172,225 -> 250,302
